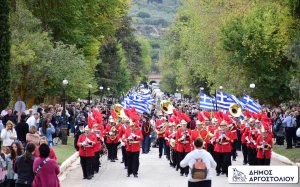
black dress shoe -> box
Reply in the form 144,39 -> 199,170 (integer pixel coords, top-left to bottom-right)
243,162 -> 247,165
232,158 -> 236,161
111,159 -> 115,162
180,173 -> 184,176
83,177 -> 87,179
134,174 -> 138,178
185,174 -> 188,177
127,174 -> 131,177
159,156 -> 162,159
216,173 -> 220,176
115,158 -> 118,160
226,174 -> 228,177
87,176 -> 93,180
121,161 -> 124,163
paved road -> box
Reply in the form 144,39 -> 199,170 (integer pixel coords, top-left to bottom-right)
61,148 -> 299,187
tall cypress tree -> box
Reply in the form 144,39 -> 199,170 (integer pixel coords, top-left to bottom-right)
0,0 -> 11,109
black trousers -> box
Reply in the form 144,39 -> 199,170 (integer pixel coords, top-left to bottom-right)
166,145 -> 170,160
276,136 -> 284,145
127,152 -> 140,175
170,149 -> 176,167
285,127 -> 293,148
242,143 -> 248,164
15,184 -> 31,187
178,151 -> 189,175
231,139 -> 237,159
80,156 -> 94,178
236,129 -> 242,151
188,180 -> 211,187
107,143 -> 118,160
207,144 -> 215,159
247,147 -> 257,165
257,154 -> 271,165
215,152 -> 231,174
93,151 -> 100,173
122,145 -> 128,167
158,137 -> 165,157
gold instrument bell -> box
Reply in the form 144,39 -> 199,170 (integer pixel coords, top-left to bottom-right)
113,104 -> 127,119
160,100 -> 173,115
229,103 -> 242,118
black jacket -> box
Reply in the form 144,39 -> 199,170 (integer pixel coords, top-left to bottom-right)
15,120 -> 29,142
74,130 -> 84,151
15,154 -> 35,185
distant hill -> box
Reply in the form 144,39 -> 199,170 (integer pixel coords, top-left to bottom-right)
128,0 -> 181,73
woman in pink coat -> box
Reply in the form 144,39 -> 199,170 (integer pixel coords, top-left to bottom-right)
32,144 -> 60,187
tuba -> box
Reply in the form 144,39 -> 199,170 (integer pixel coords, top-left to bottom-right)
113,104 -> 127,119
229,103 -> 242,118
160,100 -> 173,115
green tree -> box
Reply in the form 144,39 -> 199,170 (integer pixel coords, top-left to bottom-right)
10,1 -> 92,105
219,1 -> 296,103
0,0 -> 11,109
95,40 -> 132,98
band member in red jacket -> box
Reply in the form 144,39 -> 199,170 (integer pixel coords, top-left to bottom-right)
244,118 -> 259,165
155,119 -> 166,158
92,123 -> 103,173
191,120 -> 210,150
240,118 -> 248,165
165,121 -> 176,167
124,121 -> 143,178
228,119 -> 238,161
176,119 -> 192,177
104,117 -> 119,162
118,119 -> 128,169
77,126 -> 96,180
214,120 -> 233,177
256,124 -> 273,165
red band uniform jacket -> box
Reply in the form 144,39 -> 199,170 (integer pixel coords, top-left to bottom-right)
176,128 -> 192,153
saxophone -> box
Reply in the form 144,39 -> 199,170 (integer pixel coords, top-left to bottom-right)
108,126 -> 118,141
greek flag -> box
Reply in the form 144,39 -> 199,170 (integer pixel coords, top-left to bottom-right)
223,92 -> 245,109
199,93 -> 215,110
216,92 -> 243,111
120,90 -> 154,114
240,94 -> 262,113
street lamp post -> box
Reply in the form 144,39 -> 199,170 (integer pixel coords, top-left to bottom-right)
62,79 -> 68,145
88,83 -> 92,105
99,86 -> 103,102
250,83 -> 255,98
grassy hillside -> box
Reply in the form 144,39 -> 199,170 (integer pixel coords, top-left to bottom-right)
129,0 -> 180,73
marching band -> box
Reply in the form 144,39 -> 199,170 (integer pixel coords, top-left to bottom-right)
74,100 -> 274,181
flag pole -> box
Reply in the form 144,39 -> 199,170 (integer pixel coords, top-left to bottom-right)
215,89 -> 218,111
199,87 -> 204,111
199,88 -> 201,110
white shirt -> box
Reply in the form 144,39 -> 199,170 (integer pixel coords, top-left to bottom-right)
180,148 -> 217,182
1,129 -> 17,146
26,116 -> 37,128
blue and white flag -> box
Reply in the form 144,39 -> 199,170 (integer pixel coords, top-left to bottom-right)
199,93 -> 215,110
223,92 -> 245,109
120,90 -> 154,114
216,91 -> 243,111
240,94 -> 262,113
